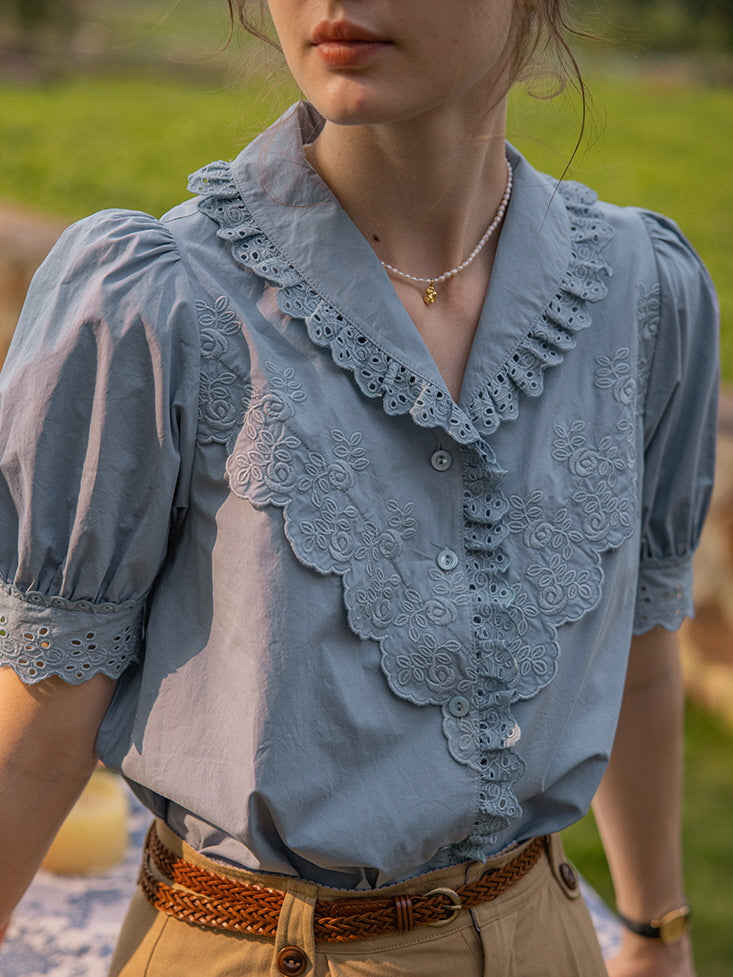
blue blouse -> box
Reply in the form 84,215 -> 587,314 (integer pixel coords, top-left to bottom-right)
0,104 -> 718,888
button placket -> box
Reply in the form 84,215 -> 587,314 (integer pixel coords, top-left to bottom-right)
436,548 -> 459,572
447,695 -> 470,718
435,535 -> 470,720
430,448 -> 453,472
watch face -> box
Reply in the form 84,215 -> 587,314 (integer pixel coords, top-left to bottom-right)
659,909 -> 690,944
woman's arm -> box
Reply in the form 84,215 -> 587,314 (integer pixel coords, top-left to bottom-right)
593,626 -> 695,977
0,667 -> 116,929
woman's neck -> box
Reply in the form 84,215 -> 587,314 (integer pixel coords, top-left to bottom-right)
304,98 -> 509,285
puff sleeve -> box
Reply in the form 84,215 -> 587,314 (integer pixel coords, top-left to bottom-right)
0,210 -> 200,682
633,212 -> 719,634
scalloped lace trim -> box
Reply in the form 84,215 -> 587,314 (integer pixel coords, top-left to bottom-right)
465,182 -> 613,436
633,556 -> 694,634
0,580 -> 144,684
190,160 -> 618,854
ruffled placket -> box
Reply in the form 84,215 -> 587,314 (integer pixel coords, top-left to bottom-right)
448,181 -> 617,858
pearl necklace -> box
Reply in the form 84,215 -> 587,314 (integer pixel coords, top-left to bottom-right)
380,159 -> 513,306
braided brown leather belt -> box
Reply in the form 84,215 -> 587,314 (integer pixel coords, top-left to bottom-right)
139,823 -> 548,943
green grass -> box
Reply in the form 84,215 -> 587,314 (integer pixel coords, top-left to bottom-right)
563,701 -> 733,976
0,73 -> 296,221
0,0 -> 241,67
80,0 -> 235,57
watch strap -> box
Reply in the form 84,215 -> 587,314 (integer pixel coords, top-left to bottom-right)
617,905 -> 691,944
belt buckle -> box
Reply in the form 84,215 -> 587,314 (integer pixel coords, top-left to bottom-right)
425,886 -> 462,927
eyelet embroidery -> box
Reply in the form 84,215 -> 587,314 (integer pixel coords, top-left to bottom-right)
0,583 -> 143,685
189,167 -> 614,457
634,565 -> 690,634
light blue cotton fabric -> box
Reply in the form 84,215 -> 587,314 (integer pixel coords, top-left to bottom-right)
0,103 -> 718,887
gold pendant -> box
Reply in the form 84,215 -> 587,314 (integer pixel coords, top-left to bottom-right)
423,282 -> 438,305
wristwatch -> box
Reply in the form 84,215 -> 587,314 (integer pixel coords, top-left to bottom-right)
617,905 -> 691,945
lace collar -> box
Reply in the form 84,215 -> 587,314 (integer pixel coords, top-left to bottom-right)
189,102 -> 612,450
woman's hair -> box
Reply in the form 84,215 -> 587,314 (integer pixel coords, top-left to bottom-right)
512,2 -> 585,90
225,1 -> 586,96
226,1 -> 276,49
511,1 -> 590,158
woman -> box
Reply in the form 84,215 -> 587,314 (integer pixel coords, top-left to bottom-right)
0,2 -> 717,975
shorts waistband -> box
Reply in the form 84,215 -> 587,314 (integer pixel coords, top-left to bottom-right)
139,820 -> 549,943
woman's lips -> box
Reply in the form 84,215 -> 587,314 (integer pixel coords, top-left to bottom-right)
311,21 -> 391,68
315,40 -> 389,67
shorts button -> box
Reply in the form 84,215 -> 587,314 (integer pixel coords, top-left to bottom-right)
559,862 -> 578,890
277,945 -> 308,976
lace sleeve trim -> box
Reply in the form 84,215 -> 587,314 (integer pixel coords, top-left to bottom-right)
0,580 -> 144,684
633,554 -> 694,634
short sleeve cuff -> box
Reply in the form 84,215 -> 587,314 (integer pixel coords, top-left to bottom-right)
633,554 -> 695,634
0,580 -> 144,684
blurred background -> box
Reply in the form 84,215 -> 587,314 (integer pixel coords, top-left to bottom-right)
0,2 -> 732,974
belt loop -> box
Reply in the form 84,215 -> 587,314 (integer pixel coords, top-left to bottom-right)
271,889 -> 317,977
394,894 -> 415,933
545,833 -> 583,902
466,862 -> 482,937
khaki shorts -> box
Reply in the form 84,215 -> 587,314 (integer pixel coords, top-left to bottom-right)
109,822 -> 606,977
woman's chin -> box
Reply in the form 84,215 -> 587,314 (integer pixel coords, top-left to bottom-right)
306,86 -> 438,129
307,83 -> 406,127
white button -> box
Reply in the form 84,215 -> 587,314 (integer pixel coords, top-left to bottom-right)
436,548 -> 459,571
430,449 -> 453,472
448,696 -> 470,718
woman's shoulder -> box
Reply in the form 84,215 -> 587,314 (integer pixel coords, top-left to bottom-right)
549,174 -> 716,329
510,150 -> 713,312
48,201 -> 226,285
54,207 -> 180,266
7,207 -> 204,372
566,184 -> 717,423
571,184 -> 713,295
38,208 -> 188,309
